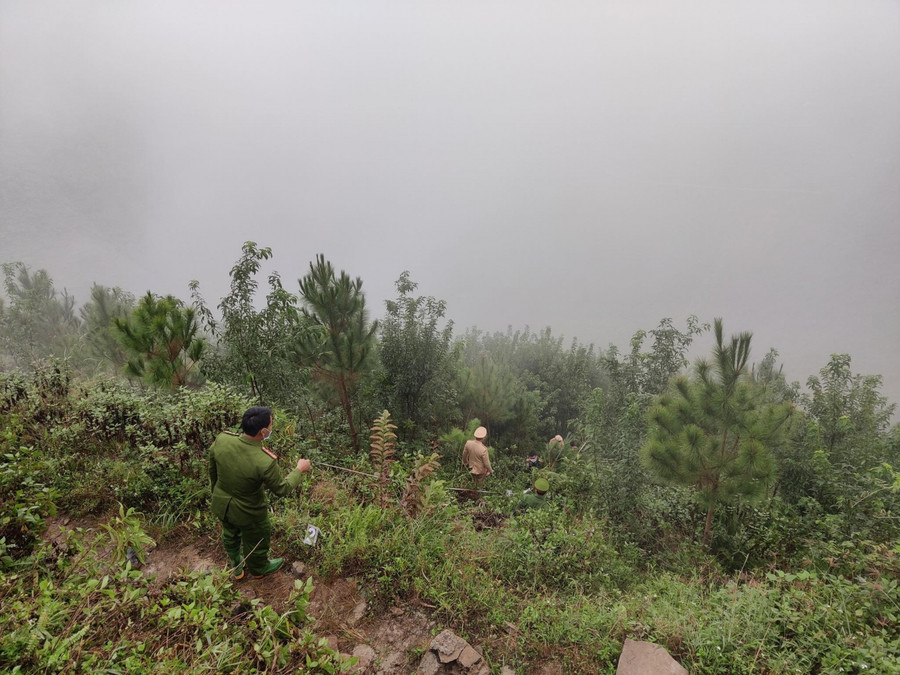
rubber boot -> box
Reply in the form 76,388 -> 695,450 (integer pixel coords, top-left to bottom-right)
221,524 -> 245,580
252,558 -> 284,578
226,549 -> 245,579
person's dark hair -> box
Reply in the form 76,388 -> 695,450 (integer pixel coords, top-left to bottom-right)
241,406 -> 272,436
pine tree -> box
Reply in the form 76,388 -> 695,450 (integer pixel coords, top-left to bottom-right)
641,319 -> 792,545
79,284 -> 135,371
113,292 -> 206,389
294,255 -> 377,451
0,262 -> 81,366
458,353 -> 521,431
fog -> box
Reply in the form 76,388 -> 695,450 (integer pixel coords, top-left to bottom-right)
1,1 -> 898,406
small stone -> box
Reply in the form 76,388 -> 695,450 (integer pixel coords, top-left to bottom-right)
348,599 -> 367,626
324,635 -> 339,651
616,639 -> 687,675
430,629 -> 468,664
417,650 -> 440,675
125,547 -> 142,568
390,606 -> 403,616
350,644 -> 375,673
500,667 -> 517,675
459,644 -> 484,669
291,561 -> 306,576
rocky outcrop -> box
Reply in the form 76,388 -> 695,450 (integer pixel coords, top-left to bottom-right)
416,630 -> 490,675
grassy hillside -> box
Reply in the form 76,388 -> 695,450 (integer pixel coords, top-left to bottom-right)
2,365 -> 899,673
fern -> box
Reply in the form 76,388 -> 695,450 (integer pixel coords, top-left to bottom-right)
399,453 -> 441,517
369,410 -> 397,508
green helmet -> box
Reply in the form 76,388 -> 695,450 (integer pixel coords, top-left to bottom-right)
534,477 -> 550,493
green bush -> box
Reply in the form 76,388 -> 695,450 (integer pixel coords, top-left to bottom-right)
0,438 -> 58,567
496,508 -> 633,595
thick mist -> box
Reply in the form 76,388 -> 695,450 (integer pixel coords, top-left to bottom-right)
1,1 -> 898,405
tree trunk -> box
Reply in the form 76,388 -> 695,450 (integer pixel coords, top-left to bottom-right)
702,505 -> 714,545
304,399 -> 319,448
339,378 -> 359,451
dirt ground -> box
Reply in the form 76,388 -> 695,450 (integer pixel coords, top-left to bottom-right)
40,514 -> 574,674
41,515 -> 437,673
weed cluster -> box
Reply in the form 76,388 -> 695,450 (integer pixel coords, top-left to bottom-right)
0,515 -> 355,673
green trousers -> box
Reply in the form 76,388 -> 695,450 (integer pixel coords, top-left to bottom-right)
220,516 -> 272,575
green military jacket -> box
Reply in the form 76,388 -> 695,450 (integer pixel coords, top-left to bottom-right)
518,492 -> 549,511
208,431 -> 303,526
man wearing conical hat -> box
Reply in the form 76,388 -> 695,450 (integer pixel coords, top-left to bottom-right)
546,434 -> 567,470
462,425 -> 493,489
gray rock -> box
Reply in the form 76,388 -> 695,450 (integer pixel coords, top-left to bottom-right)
350,644 -> 376,674
499,668 -> 516,675
348,599 -> 367,626
418,630 -> 491,674
417,650 -> 441,675
616,639 -> 687,675
291,561 -> 306,576
430,629 -> 467,664
458,645 -> 482,669
125,547 -> 142,568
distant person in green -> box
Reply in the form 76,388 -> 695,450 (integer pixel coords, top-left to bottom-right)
518,477 -> 550,511
209,406 -> 311,579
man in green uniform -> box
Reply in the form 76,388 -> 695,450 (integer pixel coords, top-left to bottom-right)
209,406 -> 311,579
518,477 -> 550,511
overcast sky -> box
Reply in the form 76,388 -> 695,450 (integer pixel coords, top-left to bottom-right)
1,1 -> 899,409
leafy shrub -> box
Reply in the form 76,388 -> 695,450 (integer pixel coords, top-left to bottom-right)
496,508 -> 633,595
0,440 -> 57,567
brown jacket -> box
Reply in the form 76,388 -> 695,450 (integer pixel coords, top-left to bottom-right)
462,439 -> 492,476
